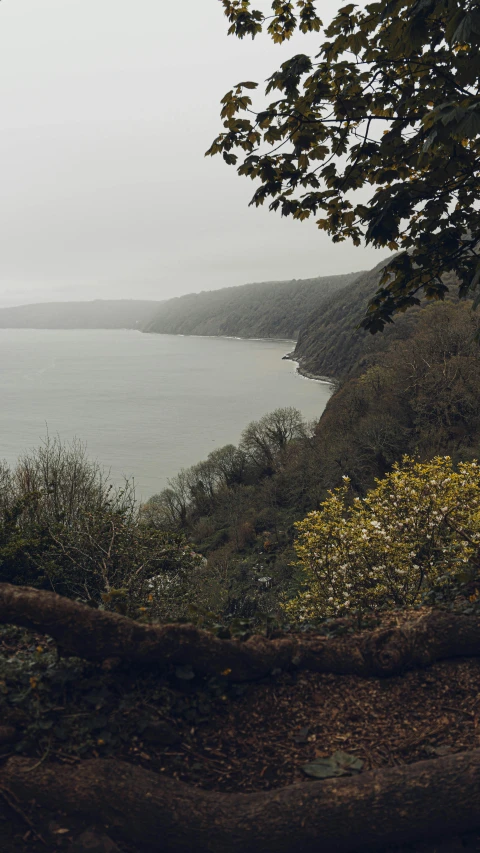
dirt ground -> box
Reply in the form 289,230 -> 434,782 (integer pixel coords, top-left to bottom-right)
2,625 -> 480,851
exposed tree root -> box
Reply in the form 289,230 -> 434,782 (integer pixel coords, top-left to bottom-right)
3,750 -> 480,853
1,583 -> 480,680
3,584 -> 480,851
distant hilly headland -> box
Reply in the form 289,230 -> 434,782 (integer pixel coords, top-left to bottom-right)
0,271 -> 361,342
142,271 -> 361,339
0,299 -> 162,330
2,258 -> 443,381
0,267 -> 372,376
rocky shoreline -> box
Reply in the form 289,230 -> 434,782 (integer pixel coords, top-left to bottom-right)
282,351 -> 332,383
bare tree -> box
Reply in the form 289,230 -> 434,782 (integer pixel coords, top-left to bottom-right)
240,408 -> 306,472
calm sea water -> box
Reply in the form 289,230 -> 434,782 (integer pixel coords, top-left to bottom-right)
0,329 -> 331,499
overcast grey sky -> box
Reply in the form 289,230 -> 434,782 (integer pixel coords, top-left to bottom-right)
0,0 -> 386,308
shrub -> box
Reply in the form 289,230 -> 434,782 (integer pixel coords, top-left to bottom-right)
0,437 -> 206,620
283,456 -> 480,624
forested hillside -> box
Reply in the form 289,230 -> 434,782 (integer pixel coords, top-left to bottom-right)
143,271 -> 360,339
0,299 -> 162,329
292,259 -> 461,378
291,259 -> 391,377
142,300 -> 480,621
288,257 -> 439,378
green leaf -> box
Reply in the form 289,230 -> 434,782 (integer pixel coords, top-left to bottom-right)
175,664 -> 195,681
223,152 -> 238,165
301,750 -> 364,779
452,14 -> 472,45
456,108 -> 480,139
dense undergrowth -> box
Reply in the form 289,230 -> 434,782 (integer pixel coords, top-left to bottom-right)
0,624 -> 238,766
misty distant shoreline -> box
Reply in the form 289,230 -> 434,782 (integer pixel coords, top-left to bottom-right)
0,271 -> 360,342
0,299 -> 163,331
0,268 -> 367,386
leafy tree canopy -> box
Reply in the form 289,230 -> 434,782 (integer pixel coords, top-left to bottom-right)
207,0 -> 480,331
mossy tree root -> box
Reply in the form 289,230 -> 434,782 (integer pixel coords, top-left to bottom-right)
1,582 -> 480,680
3,751 -> 480,853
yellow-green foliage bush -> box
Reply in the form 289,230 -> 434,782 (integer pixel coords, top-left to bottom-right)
283,456 -> 480,623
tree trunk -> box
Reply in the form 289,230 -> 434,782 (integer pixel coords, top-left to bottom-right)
3,750 -> 480,853
1,582 -> 480,680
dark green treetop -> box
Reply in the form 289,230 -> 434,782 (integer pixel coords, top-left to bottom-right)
207,0 -> 480,331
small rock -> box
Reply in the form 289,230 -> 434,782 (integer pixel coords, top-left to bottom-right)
424,744 -> 454,757
0,726 -> 17,745
142,720 -> 181,747
175,664 -> 195,681
71,830 -> 120,853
